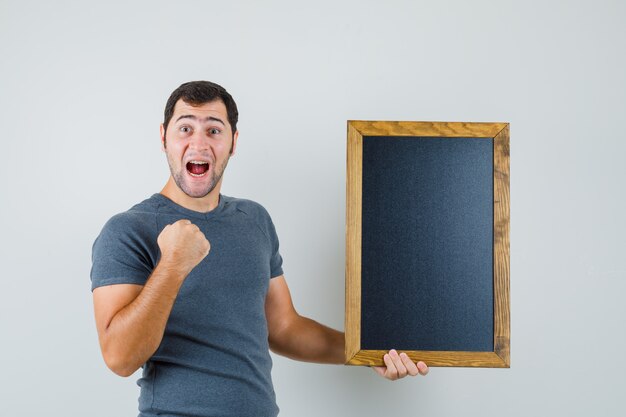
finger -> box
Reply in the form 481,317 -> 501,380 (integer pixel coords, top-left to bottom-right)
389,350 -> 408,379
416,361 -> 429,376
399,352 -> 420,377
383,353 -> 398,380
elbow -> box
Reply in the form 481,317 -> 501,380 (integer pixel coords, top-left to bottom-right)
267,313 -> 301,357
105,356 -> 138,378
110,365 -> 137,378
268,338 -> 283,355
102,348 -> 140,377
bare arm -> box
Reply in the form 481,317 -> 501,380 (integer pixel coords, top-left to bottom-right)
93,260 -> 190,376
92,219 -> 210,377
265,275 -> 344,364
265,275 -> 429,379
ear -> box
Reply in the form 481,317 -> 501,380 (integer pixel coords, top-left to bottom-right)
230,130 -> 239,156
160,124 -> 166,151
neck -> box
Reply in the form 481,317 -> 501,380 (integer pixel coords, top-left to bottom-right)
160,176 -> 222,213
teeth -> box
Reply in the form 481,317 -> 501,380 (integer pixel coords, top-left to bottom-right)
189,160 -> 208,165
189,172 -> 207,177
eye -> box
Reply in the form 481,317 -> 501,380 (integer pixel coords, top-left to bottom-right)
179,125 -> 192,133
209,128 -> 221,135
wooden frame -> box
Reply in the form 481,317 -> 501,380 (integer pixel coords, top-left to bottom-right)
345,121 -> 510,368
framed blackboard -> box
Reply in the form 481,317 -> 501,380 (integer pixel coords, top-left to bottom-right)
345,121 -> 510,368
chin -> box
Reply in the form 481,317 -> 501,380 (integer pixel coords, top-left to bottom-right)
171,168 -> 219,199
183,187 -> 213,199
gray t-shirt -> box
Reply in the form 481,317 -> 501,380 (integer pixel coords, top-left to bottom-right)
91,193 -> 284,417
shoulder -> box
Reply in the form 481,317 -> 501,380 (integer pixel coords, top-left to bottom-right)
223,195 -> 273,221
97,196 -> 161,242
91,199 -> 162,290
222,195 -> 281,243
102,211 -> 149,232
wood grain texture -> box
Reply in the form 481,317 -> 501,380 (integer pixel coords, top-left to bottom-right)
345,122 -> 363,363
348,120 -> 507,138
344,120 -> 511,368
346,349 -> 508,368
493,124 -> 511,367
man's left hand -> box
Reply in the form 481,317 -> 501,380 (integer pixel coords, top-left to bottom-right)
372,349 -> 429,380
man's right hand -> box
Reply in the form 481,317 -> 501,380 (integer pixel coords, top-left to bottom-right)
157,219 -> 210,275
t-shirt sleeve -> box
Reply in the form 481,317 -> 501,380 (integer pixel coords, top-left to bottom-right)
90,213 -> 158,291
266,216 -> 284,279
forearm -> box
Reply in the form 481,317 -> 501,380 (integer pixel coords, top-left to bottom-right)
101,260 -> 188,376
270,315 -> 345,364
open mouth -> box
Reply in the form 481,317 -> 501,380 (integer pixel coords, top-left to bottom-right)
186,160 -> 210,177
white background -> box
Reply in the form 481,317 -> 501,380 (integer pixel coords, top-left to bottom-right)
1,0 -> 625,416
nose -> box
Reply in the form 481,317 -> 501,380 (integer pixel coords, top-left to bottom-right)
188,130 -> 211,152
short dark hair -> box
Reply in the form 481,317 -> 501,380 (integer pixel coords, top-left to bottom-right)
163,81 -> 239,143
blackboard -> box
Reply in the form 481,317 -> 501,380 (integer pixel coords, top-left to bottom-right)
345,121 -> 510,368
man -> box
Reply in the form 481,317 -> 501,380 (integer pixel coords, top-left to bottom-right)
91,81 -> 428,417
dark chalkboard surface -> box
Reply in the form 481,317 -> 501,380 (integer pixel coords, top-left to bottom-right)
361,136 -> 493,352
345,121 -> 510,368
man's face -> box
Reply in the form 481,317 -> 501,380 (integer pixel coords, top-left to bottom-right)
160,99 -> 238,198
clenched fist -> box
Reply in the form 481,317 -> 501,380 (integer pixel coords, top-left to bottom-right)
157,219 -> 210,276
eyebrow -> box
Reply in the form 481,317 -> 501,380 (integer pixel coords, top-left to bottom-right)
175,115 -> 225,126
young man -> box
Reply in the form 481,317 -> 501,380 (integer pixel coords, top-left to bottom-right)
91,81 -> 428,417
